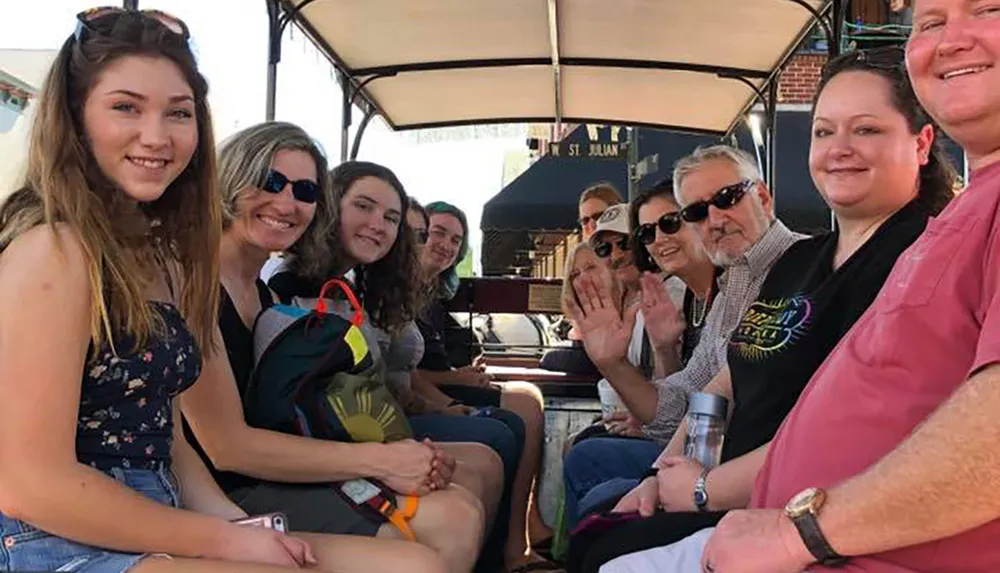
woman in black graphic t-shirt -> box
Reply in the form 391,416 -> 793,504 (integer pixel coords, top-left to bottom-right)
568,47 -> 960,573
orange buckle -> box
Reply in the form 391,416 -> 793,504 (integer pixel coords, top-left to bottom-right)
380,495 -> 419,541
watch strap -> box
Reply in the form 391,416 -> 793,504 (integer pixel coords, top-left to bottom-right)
790,512 -> 847,566
693,468 -> 710,512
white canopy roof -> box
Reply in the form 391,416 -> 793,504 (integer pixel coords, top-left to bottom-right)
282,0 -> 830,135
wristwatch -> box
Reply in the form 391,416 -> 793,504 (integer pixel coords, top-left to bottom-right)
784,487 -> 847,567
692,468 -> 710,512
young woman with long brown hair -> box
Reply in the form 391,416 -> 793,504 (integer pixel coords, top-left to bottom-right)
0,9 -> 448,573
0,8 -> 314,573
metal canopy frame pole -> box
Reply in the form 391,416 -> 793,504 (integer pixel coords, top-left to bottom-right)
350,107 -> 377,160
264,0 -> 323,122
765,79 -> 778,195
264,0 -> 387,157
828,0 -> 844,229
339,70 -> 352,162
351,58 -> 770,79
546,0 -> 563,132
340,72 -> 394,161
773,0 -> 845,225
626,127 -> 639,201
265,0 -> 280,122
720,74 -> 775,190
123,0 -> 138,9
830,0 -> 845,56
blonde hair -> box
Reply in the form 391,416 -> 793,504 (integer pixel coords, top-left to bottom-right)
560,242 -> 623,316
0,13 -> 221,355
218,121 -> 329,230
578,182 -> 623,207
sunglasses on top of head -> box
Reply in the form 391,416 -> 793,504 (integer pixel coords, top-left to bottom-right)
680,180 -> 754,223
820,45 -> 905,83
74,6 -> 190,44
594,236 -> 630,258
262,169 -> 320,204
635,211 -> 683,245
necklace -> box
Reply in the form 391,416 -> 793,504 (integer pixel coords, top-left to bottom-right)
690,290 -> 712,328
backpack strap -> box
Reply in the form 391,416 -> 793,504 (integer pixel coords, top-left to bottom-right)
381,495 -> 419,541
337,479 -> 419,541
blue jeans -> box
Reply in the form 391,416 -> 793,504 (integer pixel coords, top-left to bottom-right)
409,409 -> 523,480
563,437 -> 662,529
0,465 -> 179,572
577,477 -> 642,521
409,409 -> 524,572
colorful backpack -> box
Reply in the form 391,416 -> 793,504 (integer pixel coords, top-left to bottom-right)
246,278 -> 413,443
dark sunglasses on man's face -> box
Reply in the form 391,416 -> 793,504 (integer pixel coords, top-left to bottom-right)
680,180 -> 753,223
594,237 -> 630,258
636,212 -> 683,245
262,169 -> 320,204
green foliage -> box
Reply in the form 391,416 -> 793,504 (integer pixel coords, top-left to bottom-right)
456,249 -> 475,277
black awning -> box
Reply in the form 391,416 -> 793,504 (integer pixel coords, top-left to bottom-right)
481,127 -> 627,233
480,125 -> 728,276
481,125 -> 725,232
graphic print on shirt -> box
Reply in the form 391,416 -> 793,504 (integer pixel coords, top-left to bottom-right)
730,293 -> 813,361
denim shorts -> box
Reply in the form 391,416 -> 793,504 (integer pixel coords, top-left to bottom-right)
0,465 -> 179,572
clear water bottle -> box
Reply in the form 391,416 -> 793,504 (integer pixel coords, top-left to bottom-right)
683,392 -> 728,469
597,379 -> 625,420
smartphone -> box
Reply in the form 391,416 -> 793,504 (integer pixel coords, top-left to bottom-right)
570,510 -> 642,537
232,512 -> 289,533
340,478 -> 383,505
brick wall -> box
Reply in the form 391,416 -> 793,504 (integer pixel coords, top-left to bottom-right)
776,53 -> 827,104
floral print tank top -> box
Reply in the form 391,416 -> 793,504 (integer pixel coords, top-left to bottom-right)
77,301 -> 201,471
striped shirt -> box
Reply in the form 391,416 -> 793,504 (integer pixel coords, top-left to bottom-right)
641,220 -> 804,443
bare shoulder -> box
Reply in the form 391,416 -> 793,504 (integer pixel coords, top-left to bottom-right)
0,223 -> 91,301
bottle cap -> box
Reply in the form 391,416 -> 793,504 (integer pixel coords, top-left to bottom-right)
687,392 -> 728,419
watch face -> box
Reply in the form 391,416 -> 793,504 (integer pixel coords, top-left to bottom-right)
694,490 -> 709,505
786,487 -> 824,517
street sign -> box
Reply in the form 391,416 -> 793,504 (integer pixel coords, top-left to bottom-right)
548,140 -> 627,160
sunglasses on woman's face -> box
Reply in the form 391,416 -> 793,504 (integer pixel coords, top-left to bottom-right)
262,169 -> 320,204
635,212 -> 683,245
594,236 -> 630,258
413,228 -> 429,244
578,211 -> 605,228
75,6 -> 190,43
680,180 -> 753,223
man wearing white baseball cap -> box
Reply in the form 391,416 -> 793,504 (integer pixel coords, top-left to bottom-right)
589,204 -> 641,292
562,204 -> 662,528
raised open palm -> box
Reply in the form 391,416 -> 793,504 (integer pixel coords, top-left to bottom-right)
640,272 -> 686,352
566,274 -> 635,369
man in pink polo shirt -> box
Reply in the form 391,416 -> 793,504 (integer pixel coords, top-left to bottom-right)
598,0 -> 1000,571
702,1 -> 1000,571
